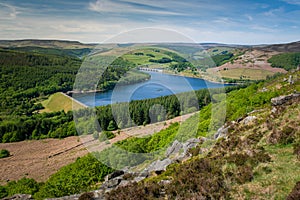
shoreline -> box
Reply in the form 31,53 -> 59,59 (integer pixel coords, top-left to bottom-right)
64,70 -> 240,108
60,92 -> 88,108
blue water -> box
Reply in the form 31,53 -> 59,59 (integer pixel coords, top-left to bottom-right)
73,71 -> 230,107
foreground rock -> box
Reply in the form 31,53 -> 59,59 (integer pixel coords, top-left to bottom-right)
271,93 -> 300,106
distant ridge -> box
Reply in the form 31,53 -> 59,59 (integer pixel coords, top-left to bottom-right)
0,39 -> 299,52
0,39 -> 96,49
254,41 -> 300,52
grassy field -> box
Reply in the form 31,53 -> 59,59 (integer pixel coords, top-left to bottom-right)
41,92 -> 85,113
207,68 -> 275,80
122,48 -> 173,67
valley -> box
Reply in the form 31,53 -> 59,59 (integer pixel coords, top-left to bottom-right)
0,39 -> 299,199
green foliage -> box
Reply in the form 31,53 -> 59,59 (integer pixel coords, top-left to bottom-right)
96,123 -> 179,169
99,131 -> 116,142
0,186 -> 7,198
34,154 -> 113,199
268,52 -> 300,71
149,57 -> 172,63
116,122 -> 179,153
0,111 -> 76,142
6,46 -> 92,58
117,70 -> 150,85
92,131 -> 99,140
5,178 -> 41,197
195,52 -> 234,70
75,56 -> 143,91
169,62 -> 195,72
212,53 -> 234,66
0,149 -> 10,158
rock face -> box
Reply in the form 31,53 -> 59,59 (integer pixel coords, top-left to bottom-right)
241,116 -> 257,125
271,93 -> 300,106
145,158 -> 173,174
214,125 -> 229,139
104,170 -> 124,182
165,140 -> 183,157
288,75 -> 294,85
165,138 -> 201,159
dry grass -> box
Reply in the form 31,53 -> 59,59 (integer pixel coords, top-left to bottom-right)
0,136 -> 88,184
215,68 -> 275,80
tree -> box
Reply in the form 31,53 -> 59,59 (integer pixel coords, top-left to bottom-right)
107,120 -> 116,131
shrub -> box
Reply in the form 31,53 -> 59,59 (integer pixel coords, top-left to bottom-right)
0,149 -> 10,158
6,178 -> 40,196
0,186 -> 7,199
92,131 -> 99,140
99,131 -> 115,142
34,154 -> 113,198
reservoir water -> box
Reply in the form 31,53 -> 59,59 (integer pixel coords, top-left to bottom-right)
73,71 -> 230,107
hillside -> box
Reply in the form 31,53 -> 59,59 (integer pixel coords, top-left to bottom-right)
1,69 -> 298,199
98,70 -> 300,199
204,41 -> 300,82
256,40 -> 300,53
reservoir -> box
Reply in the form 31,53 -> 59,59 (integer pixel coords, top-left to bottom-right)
73,71 -> 230,107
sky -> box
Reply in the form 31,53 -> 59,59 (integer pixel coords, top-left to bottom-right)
0,0 -> 300,44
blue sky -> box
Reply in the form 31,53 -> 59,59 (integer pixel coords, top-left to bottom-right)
0,0 -> 299,44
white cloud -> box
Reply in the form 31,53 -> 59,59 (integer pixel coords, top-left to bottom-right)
88,0 -> 183,16
263,8 -> 283,17
282,0 -> 300,5
0,2 -> 20,19
213,17 -> 237,26
250,25 -> 276,32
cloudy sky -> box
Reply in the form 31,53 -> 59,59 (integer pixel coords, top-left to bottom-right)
0,0 -> 299,44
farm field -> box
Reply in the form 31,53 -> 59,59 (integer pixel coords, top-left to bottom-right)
207,68 -> 276,80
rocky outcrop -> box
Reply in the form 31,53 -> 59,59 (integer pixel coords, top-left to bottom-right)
271,93 -> 300,106
145,158 -> 173,174
165,138 -> 201,159
241,116 -> 257,125
2,194 -> 33,200
214,125 -> 229,139
165,140 -> 183,157
104,170 -> 124,182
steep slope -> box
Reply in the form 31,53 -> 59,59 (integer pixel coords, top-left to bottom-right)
104,71 -> 300,199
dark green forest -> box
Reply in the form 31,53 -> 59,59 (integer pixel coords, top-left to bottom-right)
0,49 -> 148,142
268,52 -> 300,71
